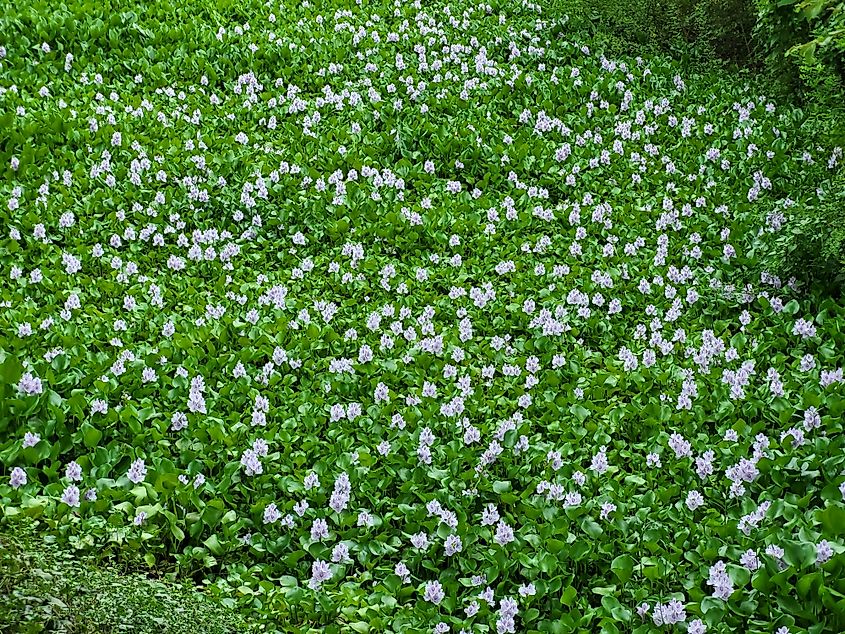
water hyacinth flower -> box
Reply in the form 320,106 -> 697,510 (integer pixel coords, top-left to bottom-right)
65,461 -> 83,481
495,521 -> 516,545
61,485 -> 81,508
518,583 -> 536,597
310,518 -> 329,541
740,549 -> 761,571
424,580 -> 445,605
308,560 -> 332,590
17,372 -> 43,395
686,490 -> 705,511
263,503 -> 281,524
444,534 -> 463,555
706,561 -> 733,600
10,467 -> 27,488
817,540 -> 834,564
411,532 -> 430,550
395,561 -> 411,583
331,543 -> 351,564
651,599 -> 686,625
127,458 -> 147,484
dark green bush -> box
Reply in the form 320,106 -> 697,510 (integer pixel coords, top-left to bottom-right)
0,519 -> 256,634
555,0 -> 757,64
755,1 -> 845,82
765,162 -> 845,296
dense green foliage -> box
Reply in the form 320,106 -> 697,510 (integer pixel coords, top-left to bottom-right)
557,0 -> 845,293
556,0 -> 756,63
2,0 -> 845,633
0,519 -> 253,633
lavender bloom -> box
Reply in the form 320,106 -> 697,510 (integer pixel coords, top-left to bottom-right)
331,542 -> 350,563
688,619 -> 707,634
311,518 -> 329,541
495,521 -> 515,545
10,467 -> 27,488
518,583 -> 536,597
395,561 -> 411,583
706,561 -> 733,600
444,534 -> 463,555
61,485 -> 80,507
817,540 -> 834,564
127,458 -> 147,484
240,449 -> 262,475
740,549 -> 761,571
17,372 -> 43,395
668,433 -> 692,458
686,490 -> 705,511
652,599 -> 686,626
263,503 -> 281,524
424,580 -> 445,605
308,560 -> 332,590
65,461 -> 83,481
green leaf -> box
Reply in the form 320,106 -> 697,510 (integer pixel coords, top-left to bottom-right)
203,534 -> 224,556
81,423 -> 103,449
581,517 -> 603,538
783,541 -> 816,569
611,554 -> 634,583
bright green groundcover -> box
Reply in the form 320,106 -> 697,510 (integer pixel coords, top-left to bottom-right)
1,0 -> 844,633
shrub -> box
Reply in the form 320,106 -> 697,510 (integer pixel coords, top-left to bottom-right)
0,519 -> 255,634
556,0 -> 757,63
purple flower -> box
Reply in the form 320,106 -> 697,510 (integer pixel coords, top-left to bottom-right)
17,372 -> 43,395
308,560 -> 332,590
689,618 -> 707,634
495,521 -> 515,545
424,580 -> 445,605
817,540 -> 834,564
331,543 -> 350,563
263,503 -> 281,524
65,461 -> 83,481
651,599 -> 686,625
706,561 -> 733,600
127,458 -> 147,484
740,549 -> 760,571
668,433 -> 692,458
10,467 -> 27,488
599,502 -> 617,520
395,561 -> 411,583
444,534 -> 463,555
311,518 -> 329,541
61,485 -> 80,508
686,490 -> 705,511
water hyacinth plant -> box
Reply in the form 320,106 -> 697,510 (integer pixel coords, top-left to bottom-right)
1,0 -> 845,632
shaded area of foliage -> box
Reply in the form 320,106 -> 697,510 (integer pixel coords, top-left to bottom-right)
0,519 -> 257,633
